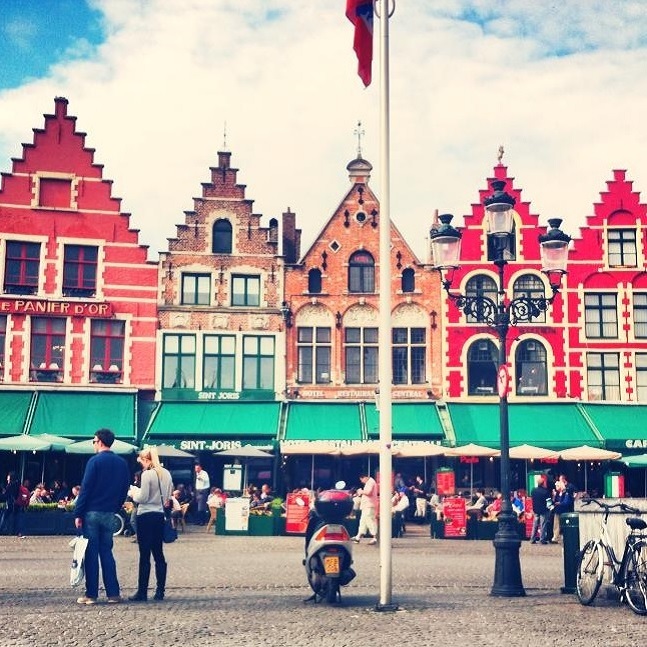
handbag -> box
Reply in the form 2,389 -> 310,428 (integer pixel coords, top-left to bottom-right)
163,517 -> 178,544
158,474 -> 178,543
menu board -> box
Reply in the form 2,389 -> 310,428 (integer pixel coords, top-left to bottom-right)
436,469 -> 455,496
442,496 -> 466,538
285,492 -> 311,534
224,497 -> 249,531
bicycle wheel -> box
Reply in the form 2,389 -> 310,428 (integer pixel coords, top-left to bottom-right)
622,540 -> 647,615
576,540 -> 603,605
111,512 -> 125,537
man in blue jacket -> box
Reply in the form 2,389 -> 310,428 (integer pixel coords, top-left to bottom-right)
74,428 -> 130,605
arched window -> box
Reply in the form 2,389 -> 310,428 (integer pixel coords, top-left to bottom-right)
348,250 -> 375,293
465,275 -> 497,323
212,219 -> 233,254
513,274 -> 546,323
308,268 -> 322,294
515,340 -> 548,396
467,339 -> 497,395
401,268 -> 415,293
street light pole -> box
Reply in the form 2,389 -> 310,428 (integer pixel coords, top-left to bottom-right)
429,182 -> 571,598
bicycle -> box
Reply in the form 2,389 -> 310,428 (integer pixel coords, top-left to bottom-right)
575,497 -> 647,615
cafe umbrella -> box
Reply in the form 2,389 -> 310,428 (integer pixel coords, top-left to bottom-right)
30,433 -> 75,483
64,438 -> 139,455
279,442 -> 342,490
559,445 -> 622,493
0,434 -> 52,482
509,444 -> 560,489
445,443 -> 500,493
213,445 -> 274,491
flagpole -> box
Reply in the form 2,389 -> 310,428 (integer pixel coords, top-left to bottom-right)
376,0 -> 396,611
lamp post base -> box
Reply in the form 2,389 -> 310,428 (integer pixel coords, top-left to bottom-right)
490,513 -> 526,597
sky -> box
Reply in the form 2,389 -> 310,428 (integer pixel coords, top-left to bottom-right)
0,0 -> 646,261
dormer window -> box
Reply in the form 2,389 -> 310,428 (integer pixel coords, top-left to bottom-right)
212,219 -> 233,254
608,228 -> 637,267
348,250 -> 375,293
39,177 -> 73,209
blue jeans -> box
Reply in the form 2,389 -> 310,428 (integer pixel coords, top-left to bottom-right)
83,511 -> 120,599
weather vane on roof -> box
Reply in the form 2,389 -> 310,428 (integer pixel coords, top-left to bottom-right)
497,145 -> 504,164
223,121 -> 228,151
354,120 -> 365,158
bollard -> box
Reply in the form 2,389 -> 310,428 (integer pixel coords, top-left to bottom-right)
560,512 -> 579,594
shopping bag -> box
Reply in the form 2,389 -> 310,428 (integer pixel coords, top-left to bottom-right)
69,535 -> 89,587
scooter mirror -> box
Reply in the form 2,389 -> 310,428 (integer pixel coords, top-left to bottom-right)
334,480 -> 346,490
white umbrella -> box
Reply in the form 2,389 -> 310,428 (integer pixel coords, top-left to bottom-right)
65,438 -> 139,455
393,442 -> 446,458
279,441 -> 341,491
559,445 -> 622,493
445,444 -> 500,493
142,444 -> 195,459
509,444 -> 560,491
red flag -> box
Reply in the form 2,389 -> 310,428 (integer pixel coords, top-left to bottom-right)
346,0 -> 373,87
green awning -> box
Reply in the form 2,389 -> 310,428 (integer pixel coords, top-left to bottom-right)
28,392 -> 136,440
284,403 -> 363,441
365,403 -> 445,439
145,402 -> 281,439
447,403 -> 601,451
0,391 -> 35,436
580,403 -> 647,453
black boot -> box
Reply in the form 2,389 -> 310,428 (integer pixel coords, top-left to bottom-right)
130,560 -> 150,601
153,561 -> 167,601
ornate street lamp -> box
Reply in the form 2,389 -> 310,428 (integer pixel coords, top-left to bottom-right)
430,181 -> 571,597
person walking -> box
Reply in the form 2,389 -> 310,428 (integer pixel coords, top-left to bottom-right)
530,474 -> 550,544
1,472 -> 25,536
128,447 -> 173,601
74,428 -> 130,605
352,471 -> 378,545
194,463 -> 210,526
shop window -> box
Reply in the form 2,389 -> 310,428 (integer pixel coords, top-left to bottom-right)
30,317 -> 65,382
90,320 -> 125,384
4,241 -> 40,295
231,275 -> 260,307
63,245 -> 98,298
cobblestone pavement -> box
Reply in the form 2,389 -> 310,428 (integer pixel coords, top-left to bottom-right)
0,525 -> 644,647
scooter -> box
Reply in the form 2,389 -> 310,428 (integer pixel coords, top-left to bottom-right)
303,483 -> 356,604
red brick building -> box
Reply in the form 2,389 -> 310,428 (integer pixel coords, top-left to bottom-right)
0,97 -> 157,447
439,161 -> 566,401
284,155 -> 443,403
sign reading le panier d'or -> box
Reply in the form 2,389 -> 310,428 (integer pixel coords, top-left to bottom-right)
0,298 -> 113,317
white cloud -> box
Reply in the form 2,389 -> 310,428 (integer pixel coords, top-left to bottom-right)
0,1 -> 646,260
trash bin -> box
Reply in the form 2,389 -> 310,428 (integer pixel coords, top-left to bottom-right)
561,512 -> 579,594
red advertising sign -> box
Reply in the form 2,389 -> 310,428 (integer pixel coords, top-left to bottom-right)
436,469 -> 455,496
0,298 -> 113,317
523,497 -> 534,539
285,492 -> 311,534
442,496 -> 467,538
